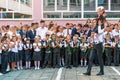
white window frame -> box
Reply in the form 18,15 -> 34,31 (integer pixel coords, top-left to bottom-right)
42,0 -> 120,20
0,0 -> 33,20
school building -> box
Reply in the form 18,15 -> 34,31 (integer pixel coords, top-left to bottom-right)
0,0 -> 120,26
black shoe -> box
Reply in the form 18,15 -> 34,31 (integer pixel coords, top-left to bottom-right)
66,66 -> 69,69
96,72 -> 104,76
2,71 -> 9,74
68,66 -> 72,69
83,72 -> 91,76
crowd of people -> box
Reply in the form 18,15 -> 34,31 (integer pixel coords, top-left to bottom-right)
0,6 -> 119,75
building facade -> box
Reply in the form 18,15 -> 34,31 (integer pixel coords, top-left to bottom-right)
0,0 -> 119,26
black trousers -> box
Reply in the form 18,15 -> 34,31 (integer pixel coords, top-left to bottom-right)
53,48 -> 60,67
87,43 -> 104,73
65,50 -> 72,67
73,49 -> 79,67
43,52 -> 52,66
1,54 -> 8,73
105,48 -> 112,66
114,48 -> 120,66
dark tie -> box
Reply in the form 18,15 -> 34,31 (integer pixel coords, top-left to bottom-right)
67,29 -> 69,35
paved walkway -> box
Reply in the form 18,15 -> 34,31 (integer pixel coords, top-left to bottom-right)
0,66 -> 120,80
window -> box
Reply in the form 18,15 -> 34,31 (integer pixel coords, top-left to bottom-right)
70,0 -> 81,11
43,12 -> 61,18
63,12 -> 81,18
98,0 -> 108,10
84,0 -> 96,11
42,0 -> 120,20
0,0 -> 33,20
111,0 -> 120,10
57,0 -> 67,10
43,0 -> 55,11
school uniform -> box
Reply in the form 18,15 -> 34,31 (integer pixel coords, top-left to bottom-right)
64,40 -> 73,68
113,41 -> 120,66
1,44 -> 9,74
80,42 -> 88,59
103,41 -> 112,66
59,40 -> 65,67
72,40 -> 80,67
27,30 -> 36,44
10,42 -> 19,62
63,29 -> 72,37
52,40 -> 60,68
40,40 -> 46,66
18,41 -> 24,61
19,30 -> 27,42
24,44 -> 32,61
43,39 -> 52,68
32,43 -> 41,61
0,49 -> 2,65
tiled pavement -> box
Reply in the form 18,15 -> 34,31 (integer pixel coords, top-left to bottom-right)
0,66 -> 120,80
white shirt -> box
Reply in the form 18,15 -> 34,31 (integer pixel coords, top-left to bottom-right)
57,32 -> 63,37
80,43 -> 88,51
10,42 -> 18,53
7,31 -> 20,39
112,29 -> 119,37
24,44 -> 32,49
103,31 -> 113,39
80,43 -> 88,47
103,41 -> 112,46
97,26 -> 104,42
63,29 -> 72,37
18,41 -> 24,50
33,43 -> 41,52
112,42 -> 120,48
36,27 -> 48,40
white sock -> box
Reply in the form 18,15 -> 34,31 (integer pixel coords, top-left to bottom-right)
26,61 -> 28,68
17,62 -> 20,69
20,60 -> 23,68
28,61 -> 31,68
34,61 -> 37,68
84,60 -> 87,66
81,60 -> 83,66
38,61 -> 40,68
62,58 -> 64,66
6,64 -> 10,71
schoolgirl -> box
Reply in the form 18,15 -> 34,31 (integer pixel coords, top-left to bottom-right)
17,37 -> 24,69
24,38 -> 32,69
33,36 -> 41,70
10,36 -> 19,70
